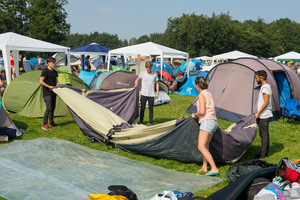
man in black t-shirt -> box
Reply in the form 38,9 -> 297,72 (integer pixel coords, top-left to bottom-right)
39,57 -> 59,130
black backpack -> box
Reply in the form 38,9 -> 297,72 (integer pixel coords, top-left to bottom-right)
226,159 -> 277,183
108,185 -> 138,200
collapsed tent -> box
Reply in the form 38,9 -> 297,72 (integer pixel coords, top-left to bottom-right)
2,70 -> 89,117
53,86 -> 257,163
187,58 -> 300,122
0,99 -> 23,139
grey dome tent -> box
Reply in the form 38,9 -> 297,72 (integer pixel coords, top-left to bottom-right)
187,58 -> 300,122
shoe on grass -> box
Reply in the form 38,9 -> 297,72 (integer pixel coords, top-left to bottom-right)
42,125 -> 51,130
49,123 -> 60,127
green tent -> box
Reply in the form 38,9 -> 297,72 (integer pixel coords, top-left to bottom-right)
2,70 -> 89,117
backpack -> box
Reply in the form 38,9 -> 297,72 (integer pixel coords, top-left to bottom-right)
226,159 -> 277,183
277,158 -> 300,184
108,185 -> 138,200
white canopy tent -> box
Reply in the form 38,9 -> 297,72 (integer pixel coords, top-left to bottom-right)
212,50 -> 257,63
156,54 -> 187,63
107,42 -> 189,76
274,51 -> 300,62
0,32 -> 71,84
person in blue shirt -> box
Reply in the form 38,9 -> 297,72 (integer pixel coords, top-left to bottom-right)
195,59 -> 204,70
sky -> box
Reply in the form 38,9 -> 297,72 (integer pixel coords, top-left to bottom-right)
64,0 -> 300,41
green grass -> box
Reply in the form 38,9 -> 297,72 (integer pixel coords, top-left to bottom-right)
2,93 -> 300,199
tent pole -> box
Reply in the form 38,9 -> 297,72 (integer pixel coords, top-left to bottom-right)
137,54 -> 141,74
3,48 -> 11,85
107,52 -> 111,71
14,50 -> 19,77
186,55 -> 189,78
160,52 -> 163,80
66,49 -> 71,73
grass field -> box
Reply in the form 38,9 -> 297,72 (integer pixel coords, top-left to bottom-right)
2,93 -> 300,199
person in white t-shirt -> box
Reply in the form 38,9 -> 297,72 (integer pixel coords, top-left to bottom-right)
254,70 -> 273,159
134,61 -> 159,125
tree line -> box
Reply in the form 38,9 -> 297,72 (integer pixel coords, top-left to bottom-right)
1,1 -> 300,58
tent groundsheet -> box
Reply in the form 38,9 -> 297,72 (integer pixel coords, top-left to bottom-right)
0,138 -> 222,200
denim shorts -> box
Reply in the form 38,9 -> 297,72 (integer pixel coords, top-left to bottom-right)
200,119 -> 218,133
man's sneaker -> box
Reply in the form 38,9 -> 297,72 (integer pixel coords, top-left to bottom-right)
42,125 -> 51,130
49,123 -> 60,127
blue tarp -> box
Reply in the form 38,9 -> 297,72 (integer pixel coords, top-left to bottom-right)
78,70 -> 97,86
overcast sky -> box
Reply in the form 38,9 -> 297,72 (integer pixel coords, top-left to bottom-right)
64,0 -> 300,40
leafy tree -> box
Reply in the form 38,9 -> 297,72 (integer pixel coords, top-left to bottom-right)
0,0 -> 27,34
24,0 -> 70,44
129,37 -> 137,46
136,35 -> 149,44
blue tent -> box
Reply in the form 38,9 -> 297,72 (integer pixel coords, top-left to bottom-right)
175,58 -> 198,73
177,71 -> 209,96
78,70 -> 97,86
152,62 -> 175,77
28,58 -> 45,65
71,43 -> 110,54
93,57 -> 103,70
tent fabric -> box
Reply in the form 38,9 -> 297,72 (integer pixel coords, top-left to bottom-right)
0,99 -> 22,138
175,58 -> 198,73
78,70 -> 97,86
71,43 -> 111,57
0,138 -> 222,200
2,70 -> 89,117
187,58 -> 300,122
274,51 -> 300,62
53,86 -> 257,163
177,71 -> 209,96
96,71 -> 138,90
0,32 -> 71,84
212,50 -> 258,61
117,114 -> 257,163
152,62 -> 176,78
108,42 -> 189,74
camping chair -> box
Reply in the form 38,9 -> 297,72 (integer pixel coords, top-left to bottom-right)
283,99 -> 300,124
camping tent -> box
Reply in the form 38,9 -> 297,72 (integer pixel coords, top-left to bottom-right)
2,70 -> 89,117
71,43 -> 110,57
78,70 -> 97,86
212,50 -> 257,63
177,71 -> 209,96
152,62 -> 175,79
53,86 -> 257,163
107,42 -> 189,76
0,99 -> 23,138
187,58 -> 300,122
91,71 -> 138,90
274,51 -> 300,62
0,32 -> 71,84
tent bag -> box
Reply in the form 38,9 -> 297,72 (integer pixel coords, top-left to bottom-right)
226,159 -> 277,183
0,127 -> 17,139
108,185 -> 138,200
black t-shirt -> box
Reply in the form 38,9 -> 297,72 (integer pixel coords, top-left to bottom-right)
41,68 -> 58,97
